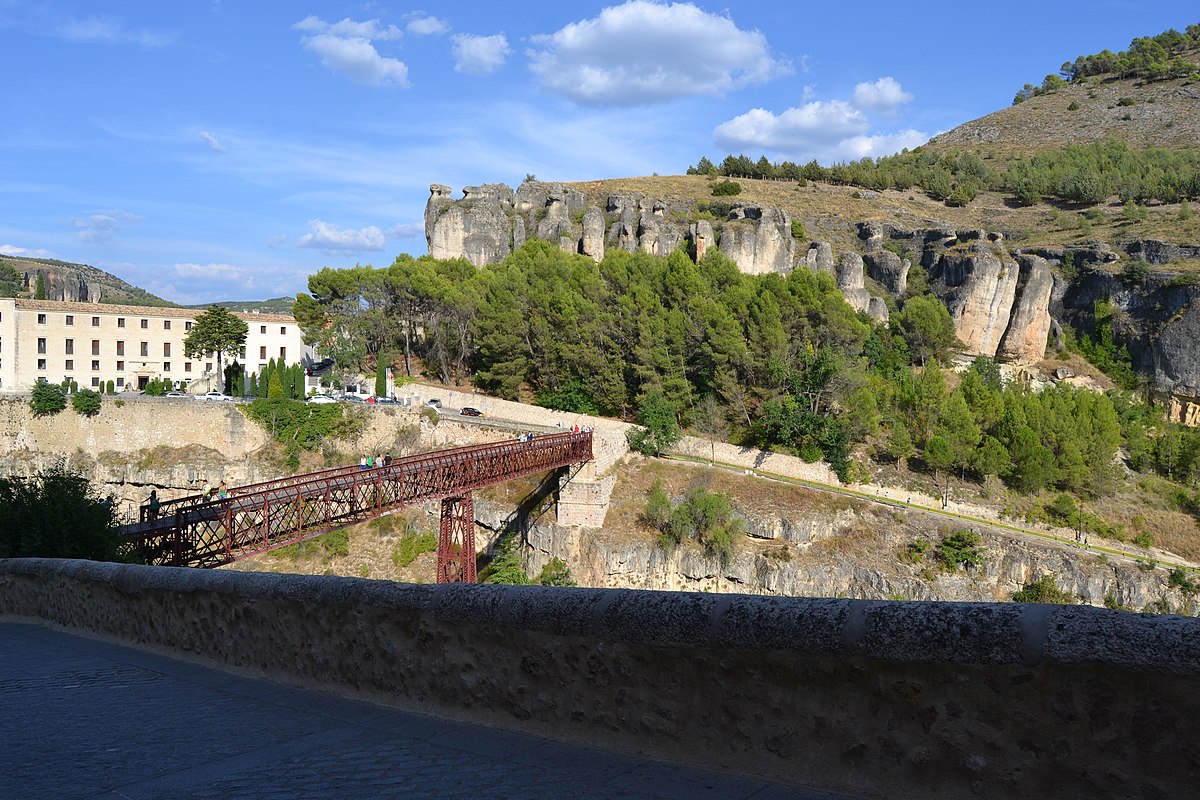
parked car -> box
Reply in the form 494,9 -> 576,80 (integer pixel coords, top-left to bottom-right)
426,398 -> 442,408
460,406 -> 482,417
195,391 -> 234,401
375,395 -> 399,405
307,394 -> 337,404
164,391 -> 188,398
343,394 -> 365,404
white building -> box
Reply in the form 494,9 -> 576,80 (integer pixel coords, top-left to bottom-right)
0,298 -> 312,393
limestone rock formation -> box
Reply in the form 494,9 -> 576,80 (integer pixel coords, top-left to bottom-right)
716,205 -> 795,274
581,208 -> 605,261
835,252 -> 872,315
805,242 -> 835,276
929,244 -> 1018,357
996,255 -> 1054,363
690,220 -> 714,262
425,183 -> 514,266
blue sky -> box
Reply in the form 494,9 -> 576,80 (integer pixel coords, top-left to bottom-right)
1,1 -> 1195,304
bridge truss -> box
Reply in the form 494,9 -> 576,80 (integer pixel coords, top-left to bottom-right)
122,431 -> 593,582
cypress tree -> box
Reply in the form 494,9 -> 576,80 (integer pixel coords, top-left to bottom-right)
34,272 -> 47,300
267,369 -> 284,399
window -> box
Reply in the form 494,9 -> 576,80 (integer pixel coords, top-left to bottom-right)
239,347 -> 246,359
279,347 -> 286,359
259,346 -> 266,359
163,362 -> 171,372
91,340 -> 100,356
184,363 -> 192,373
280,326 -> 286,335
117,317 -> 125,328
65,315 -> 74,326
92,316 -> 100,327
140,342 -> 148,357
37,314 -> 46,324
37,358 -> 46,370
91,377 -> 100,387
185,321 -> 192,331
65,360 -> 74,371
163,343 -> 170,357
260,325 -> 266,334
37,337 -> 46,354
163,320 -> 171,330
116,341 -> 124,356
140,319 -> 148,329
116,377 -> 125,387
65,339 -> 74,355
91,360 -> 100,371
205,362 -> 212,372
116,361 -> 124,371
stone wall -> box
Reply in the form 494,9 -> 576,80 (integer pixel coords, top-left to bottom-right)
2,559 -> 1197,800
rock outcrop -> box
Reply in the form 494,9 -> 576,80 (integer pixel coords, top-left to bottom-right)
996,255 -> 1054,362
929,243 -> 1019,357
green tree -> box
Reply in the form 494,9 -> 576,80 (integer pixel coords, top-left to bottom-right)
627,390 -> 681,456
0,465 -> 128,561
183,305 -> 249,394
884,419 -> 914,471
535,557 -> 577,586
936,530 -> 985,572
267,369 -> 284,399
71,388 -> 102,417
481,533 -> 529,584
895,296 -> 958,366
375,354 -> 388,398
643,479 -> 672,532
1013,574 -> 1077,604
30,380 -> 67,417
34,272 -> 47,300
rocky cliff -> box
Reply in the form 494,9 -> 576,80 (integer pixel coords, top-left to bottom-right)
518,496 -> 1193,614
428,184 -> 1200,413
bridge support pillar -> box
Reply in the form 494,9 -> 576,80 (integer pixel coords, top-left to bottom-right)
436,494 -> 477,584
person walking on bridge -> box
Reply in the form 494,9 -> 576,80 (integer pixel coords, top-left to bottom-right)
218,480 -> 228,500
147,489 -> 160,521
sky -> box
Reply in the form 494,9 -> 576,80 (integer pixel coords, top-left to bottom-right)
1,1 -> 1196,304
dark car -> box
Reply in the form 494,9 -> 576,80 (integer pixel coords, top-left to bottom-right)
459,406 -> 482,417
375,396 -> 399,405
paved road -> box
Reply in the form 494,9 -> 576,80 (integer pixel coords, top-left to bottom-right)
0,620 -> 853,800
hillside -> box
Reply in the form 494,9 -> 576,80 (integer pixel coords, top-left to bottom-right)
0,253 -> 175,307
928,42 -> 1200,156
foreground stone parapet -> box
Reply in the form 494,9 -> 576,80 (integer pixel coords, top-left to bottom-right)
2,559 -> 1197,799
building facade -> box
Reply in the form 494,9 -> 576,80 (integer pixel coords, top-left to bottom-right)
0,299 -> 312,393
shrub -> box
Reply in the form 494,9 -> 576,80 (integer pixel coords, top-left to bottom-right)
1013,574 -> 1077,604
790,218 -> 807,240
711,179 -> 742,197
0,464 -> 129,561
536,557 -> 577,586
1116,97 -> 1136,106
30,380 -> 67,417
1067,101 -> 1081,111
71,388 -> 102,417
1168,568 -> 1199,596
936,530 -> 985,572
391,529 -> 437,567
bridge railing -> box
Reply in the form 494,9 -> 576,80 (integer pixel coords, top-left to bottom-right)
124,431 -> 593,568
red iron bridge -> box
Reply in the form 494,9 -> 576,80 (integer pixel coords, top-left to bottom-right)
123,431 -> 593,583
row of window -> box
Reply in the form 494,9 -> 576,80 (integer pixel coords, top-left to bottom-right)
34,313 -> 289,337
39,359 -> 209,373
33,339 -> 284,360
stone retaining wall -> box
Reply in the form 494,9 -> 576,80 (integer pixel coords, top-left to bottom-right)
2,559 -> 1197,799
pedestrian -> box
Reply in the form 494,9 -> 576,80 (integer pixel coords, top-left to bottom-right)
384,454 -> 392,467
359,456 -> 367,470
367,454 -> 374,469
147,489 -> 160,521
218,480 -> 228,500
201,481 -> 211,500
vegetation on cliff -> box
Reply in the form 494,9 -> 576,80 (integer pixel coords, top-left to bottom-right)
0,465 -> 131,562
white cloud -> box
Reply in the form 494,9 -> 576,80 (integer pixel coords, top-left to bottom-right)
453,33 -> 510,76
297,220 -> 386,252
852,76 -> 913,113
71,210 -> 143,245
0,244 -> 54,258
56,15 -> 176,47
527,1 -> 788,107
199,131 -> 225,152
714,101 -> 927,163
386,222 -> 425,238
407,15 -> 449,36
293,16 -> 401,41
294,16 -> 409,87
173,262 -> 248,281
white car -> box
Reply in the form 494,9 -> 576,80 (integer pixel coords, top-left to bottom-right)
164,391 -> 189,398
307,394 -> 337,404
195,391 -> 234,401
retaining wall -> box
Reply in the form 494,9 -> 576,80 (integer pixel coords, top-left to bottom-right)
2,559 -> 1197,799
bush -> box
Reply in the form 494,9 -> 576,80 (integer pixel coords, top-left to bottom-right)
711,179 -> 742,197
536,557 -> 577,586
391,529 -> 436,567
30,380 -> 67,417
1168,568 -> 1199,596
1116,97 -> 1136,106
481,533 -> 529,584
71,388 -> 102,417
790,219 -> 807,240
936,530 -> 985,572
1013,574 -> 1077,604
0,464 -> 129,561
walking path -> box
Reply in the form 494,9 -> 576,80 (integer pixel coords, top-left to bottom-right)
0,620 -> 852,800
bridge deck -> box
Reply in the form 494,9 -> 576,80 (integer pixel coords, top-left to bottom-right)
122,431 -> 593,568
